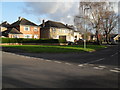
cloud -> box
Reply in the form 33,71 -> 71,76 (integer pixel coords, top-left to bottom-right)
22,2 -> 79,25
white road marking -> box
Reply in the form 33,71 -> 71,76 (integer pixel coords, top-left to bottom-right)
111,55 -> 114,57
111,52 -> 118,57
88,64 -> 94,66
84,58 -> 105,64
110,69 -> 120,73
54,61 -> 62,63
21,56 -> 28,58
39,58 -> 44,60
25,56 -> 31,58
93,67 -> 104,70
98,65 -> 106,68
78,64 -> 84,67
65,63 -> 72,65
45,60 -> 51,62
114,68 -> 120,70
32,57 -> 38,59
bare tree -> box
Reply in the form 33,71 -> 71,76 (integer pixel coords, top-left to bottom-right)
74,1 -> 118,44
100,7 -> 118,44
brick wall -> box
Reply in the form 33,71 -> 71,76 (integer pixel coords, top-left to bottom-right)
20,25 -> 40,39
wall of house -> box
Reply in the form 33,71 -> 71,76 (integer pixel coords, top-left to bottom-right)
40,28 -> 50,38
74,32 -> 82,40
114,35 -> 120,41
8,34 -> 23,38
1,27 -> 7,32
20,25 -> 40,39
49,27 -> 74,42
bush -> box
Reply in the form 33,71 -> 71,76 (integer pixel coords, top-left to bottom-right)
1,38 -> 64,43
58,39 -> 67,43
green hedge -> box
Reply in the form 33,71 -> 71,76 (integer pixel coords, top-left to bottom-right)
1,38 -> 66,43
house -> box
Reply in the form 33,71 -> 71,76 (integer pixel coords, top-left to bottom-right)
110,34 -> 120,44
2,17 -> 40,39
2,28 -> 22,38
74,31 -> 82,40
0,21 -> 10,32
40,20 -> 82,42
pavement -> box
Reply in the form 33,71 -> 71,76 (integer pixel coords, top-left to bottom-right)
2,45 -> 120,88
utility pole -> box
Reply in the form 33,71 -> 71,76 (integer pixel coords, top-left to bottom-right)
83,5 -> 90,49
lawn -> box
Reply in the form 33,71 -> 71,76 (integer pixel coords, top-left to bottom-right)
2,45 -> 107,53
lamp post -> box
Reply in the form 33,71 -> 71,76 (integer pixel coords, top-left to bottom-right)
83,6 -> 90,49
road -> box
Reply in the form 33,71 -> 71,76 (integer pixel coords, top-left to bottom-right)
2,45 -> 120,88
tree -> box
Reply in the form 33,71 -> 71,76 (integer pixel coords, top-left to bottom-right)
100,8 -> 118,44
74,1 -> 118,44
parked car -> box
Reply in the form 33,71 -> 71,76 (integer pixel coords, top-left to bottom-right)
67,41 -> 74,45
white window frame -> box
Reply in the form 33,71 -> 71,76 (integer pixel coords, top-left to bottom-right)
24,34 -> 32,38
34,27 -> 38,31
34,35 -> 39,39
13,34 -> 19,38
52,28 -> 56,32
24,26 -> 30,31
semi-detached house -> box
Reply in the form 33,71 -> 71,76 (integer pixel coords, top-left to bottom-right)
40,20 -> 82,42
2,17 -> 40,39
1,17 -> 83,42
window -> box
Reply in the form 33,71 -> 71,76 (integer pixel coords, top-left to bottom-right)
13,35 -> 19,38
34,27 -> 38,31
52,28 -> 56,32
34,35 -> 38,39
63,30 -> 66,33
59,29 -> 62,33
65,30 -> 68,33
24,34 -> 32,38
24,26 -> 30,31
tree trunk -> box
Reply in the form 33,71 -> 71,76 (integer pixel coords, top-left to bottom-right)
105,31 -> 109,44
96,31 -> 100,45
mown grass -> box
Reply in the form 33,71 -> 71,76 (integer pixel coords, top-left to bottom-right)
2,45 -> 107,53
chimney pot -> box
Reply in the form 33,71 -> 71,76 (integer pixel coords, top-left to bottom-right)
18,17 -> 22,21
66,24 -> 68,27
42,19 -> 45,27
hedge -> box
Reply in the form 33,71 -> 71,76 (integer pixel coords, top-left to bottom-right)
1,38 -> 66,43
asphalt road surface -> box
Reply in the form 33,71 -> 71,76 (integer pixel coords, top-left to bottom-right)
2,45 -> 120,88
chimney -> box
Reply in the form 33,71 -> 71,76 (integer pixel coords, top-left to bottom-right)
42,19 -> 45,27
18,17 -> 22,21
66,24 -> 68,27
4,21 -> 7,24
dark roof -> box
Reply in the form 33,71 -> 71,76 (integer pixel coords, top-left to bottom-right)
10,18 -> 38,27
40,20 -> 74,30
0,21 -> 10,27
2,28 -> 22,37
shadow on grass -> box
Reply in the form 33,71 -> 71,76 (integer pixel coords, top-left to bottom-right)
2,45 -> 119,66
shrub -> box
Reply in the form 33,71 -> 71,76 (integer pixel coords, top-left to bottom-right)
58,39 -> 67,43
1,38 -> 61,43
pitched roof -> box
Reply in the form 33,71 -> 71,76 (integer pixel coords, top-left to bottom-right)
40,20 -> 74,30
0,21 -> 10,27
10,18 -> 38,27
2,28 -> 22,36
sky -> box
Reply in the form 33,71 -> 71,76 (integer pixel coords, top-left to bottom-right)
1,0 -> 119,26
1,1 -> 80,25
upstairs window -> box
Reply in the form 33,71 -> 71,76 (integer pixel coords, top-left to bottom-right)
34,27 -> 38,31
52,28 -> 56,32
24,26 -> 30,31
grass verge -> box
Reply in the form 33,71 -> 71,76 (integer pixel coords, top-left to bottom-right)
2,45 -> 107,53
